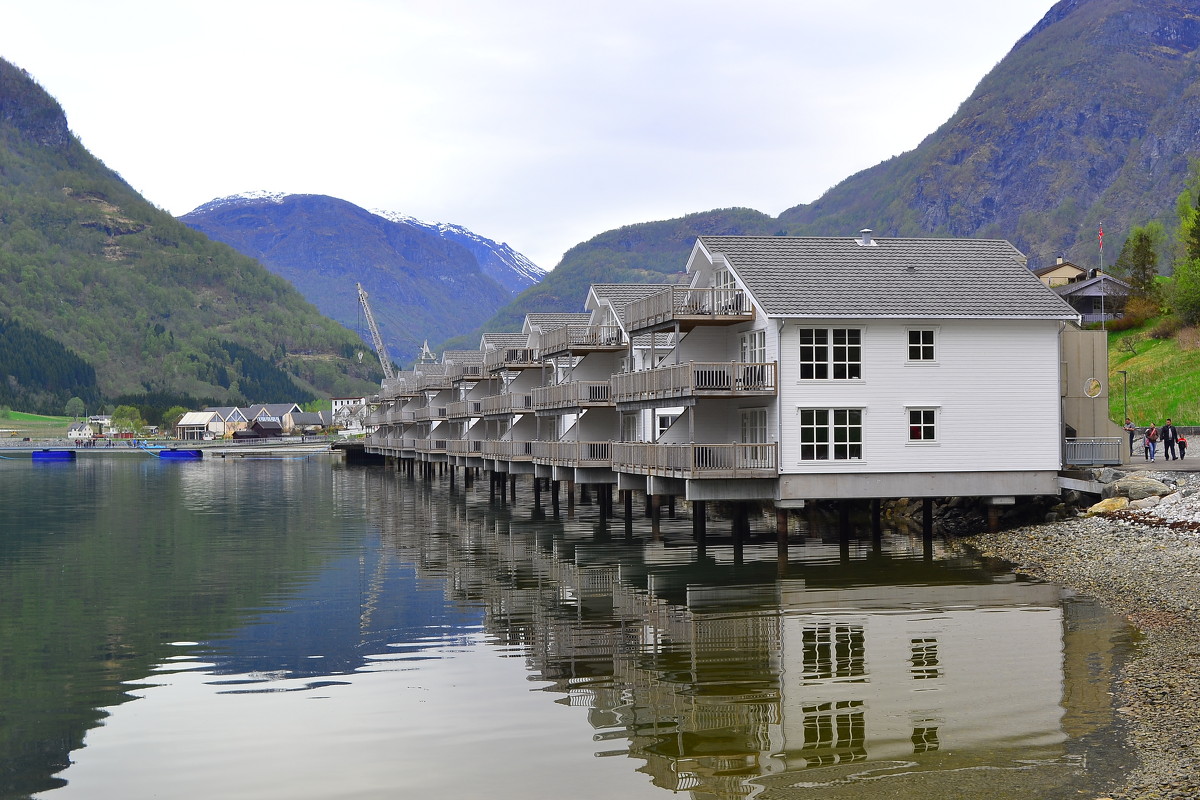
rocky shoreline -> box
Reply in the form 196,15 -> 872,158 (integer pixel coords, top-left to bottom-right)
960,469 -> 1200,800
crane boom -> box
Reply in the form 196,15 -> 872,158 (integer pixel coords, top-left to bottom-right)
356,282 -> 395,382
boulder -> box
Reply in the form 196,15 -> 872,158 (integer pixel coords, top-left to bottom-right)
1108,476 -> 1172,501
1087,496 -> 1129,515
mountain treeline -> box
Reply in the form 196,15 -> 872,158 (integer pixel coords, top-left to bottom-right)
0,58 -> 380,414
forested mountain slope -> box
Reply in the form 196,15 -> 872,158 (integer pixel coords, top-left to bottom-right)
0,58 -> 380,412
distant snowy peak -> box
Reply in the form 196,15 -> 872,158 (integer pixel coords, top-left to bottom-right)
371,208 -> 546,293
187,190 -> 290,215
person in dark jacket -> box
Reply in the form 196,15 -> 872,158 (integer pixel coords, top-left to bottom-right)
1162,419 -> 1179,461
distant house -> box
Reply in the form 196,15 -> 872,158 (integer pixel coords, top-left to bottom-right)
331,397 -> 367,432
291,411 -> 329,433
1034,257 -> 1088,287
176,411 -> 220,440
203,406 -> 249,438
67,421 -> 92,439
1053,273 -> 1131,324
242,403 -> 302,434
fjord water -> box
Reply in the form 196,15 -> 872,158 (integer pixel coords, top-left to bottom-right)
1,457 -> 1132,800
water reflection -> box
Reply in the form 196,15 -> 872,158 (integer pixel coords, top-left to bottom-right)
1,460 -> 1134,800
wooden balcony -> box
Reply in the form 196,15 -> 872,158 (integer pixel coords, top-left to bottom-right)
532,440 -> 613,467
484,347 -> 543,372
482,440 -> 535,461
611,442 -> 777,479
626,287 -> 754,334
480,392 -> 536,416
414,438 -> 448,454
446,399 -> 483,419
532,381 -> 613,412
611,361 -> 776,404
447,363 -> 485,383
447,439 -> 484,456
413,405 -> 448,422
539,325 -> 625,358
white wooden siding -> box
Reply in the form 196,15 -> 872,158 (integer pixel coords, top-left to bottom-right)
777,319 -> 1062,474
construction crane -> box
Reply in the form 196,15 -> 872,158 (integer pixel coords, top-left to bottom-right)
356,282 -> 395,382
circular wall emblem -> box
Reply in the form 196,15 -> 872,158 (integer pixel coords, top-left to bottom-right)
1084,378 -> 1102,398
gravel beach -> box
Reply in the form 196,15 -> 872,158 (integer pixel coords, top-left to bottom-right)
962,467 -> 1200,800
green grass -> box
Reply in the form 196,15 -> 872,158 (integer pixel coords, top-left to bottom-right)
0,410 -> 71,439
1108,321 -> 1200,425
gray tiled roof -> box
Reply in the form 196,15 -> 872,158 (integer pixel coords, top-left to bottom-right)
481,332 -> 528,349
441,349 -> 484,364
526,312 -> 590,330
697,236 -> 1080,319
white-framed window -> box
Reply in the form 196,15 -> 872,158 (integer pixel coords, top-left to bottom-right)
799,328 -> 861,380
656,413 -> 678,440
740,329 -> 766,363
908,407 -> 937,442
799,408 -> 863,460
907,328 -> 936,362
621,413 -> 638,442
740,407 -> 767,443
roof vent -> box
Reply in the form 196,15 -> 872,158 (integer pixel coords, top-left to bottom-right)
856,228 -> 876,247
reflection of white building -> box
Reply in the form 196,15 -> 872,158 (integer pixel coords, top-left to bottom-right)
770,582 -> 1066,776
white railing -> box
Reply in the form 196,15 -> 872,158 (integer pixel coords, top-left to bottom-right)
626,286 -> 752,331
482,440 -> 535,460
611,442 -> 777,477
480,392 -> 536,416
532,440 -> 613,466
532,381 -> 613,410
539,325 -> 624,356
446,400 -> 483,419
611,362 -> 776,403
447,439 -> 484,455
484,347 -> 542,372
447,363 -> 484,382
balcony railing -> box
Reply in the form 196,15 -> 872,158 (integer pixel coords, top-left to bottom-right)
611,442 -> 777,478
626,286 -> 753,332
413,405 -> 448,422
532,440 -> 613,466
415,438 -> 448,454
447,363 -> 485,382
482,440 -> 535,460
484,347 -> 542,372
447,439 -> 484,456
480,392 -> 536,416
611,361 -> 776,403
532,381 -> 613,411
539,325 -> 625,357
446,399 -> 483,419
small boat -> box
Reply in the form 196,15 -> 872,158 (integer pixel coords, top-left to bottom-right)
155,449 -> 203,460
32,449 -> 76,461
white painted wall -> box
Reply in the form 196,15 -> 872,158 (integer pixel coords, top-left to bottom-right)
777,318 -> 1063,474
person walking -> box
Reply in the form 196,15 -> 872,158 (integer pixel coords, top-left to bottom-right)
1124,417 -> 1136,456
1146,424 -> 1159,463
1162,418 -> 1179,461
1179,434 -> 1188,460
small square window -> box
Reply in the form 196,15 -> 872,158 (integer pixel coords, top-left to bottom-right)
908,329 -> 935,361
909,408 -> 936,441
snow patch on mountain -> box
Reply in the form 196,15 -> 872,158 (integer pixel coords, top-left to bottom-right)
187,190 -> 290,215
372,208 -> 545,293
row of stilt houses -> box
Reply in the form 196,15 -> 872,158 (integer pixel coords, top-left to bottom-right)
365,232 -> 1120,533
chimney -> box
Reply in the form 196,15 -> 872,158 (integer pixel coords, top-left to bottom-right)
856,228 -> 876,247
1057,256 -> 1064,265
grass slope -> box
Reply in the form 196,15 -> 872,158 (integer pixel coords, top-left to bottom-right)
1108,324 -> 1200,425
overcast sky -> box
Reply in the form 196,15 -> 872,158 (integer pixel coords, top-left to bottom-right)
3,0 -> 1053,270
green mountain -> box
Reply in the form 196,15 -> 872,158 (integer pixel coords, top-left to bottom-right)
449,0 -> 1200,349
0,58 -> 380,414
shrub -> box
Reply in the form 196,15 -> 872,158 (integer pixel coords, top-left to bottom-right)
1149,316 -> 1185,339
1106,296 -> 1158,331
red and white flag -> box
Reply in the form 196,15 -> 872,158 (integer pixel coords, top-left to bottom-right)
1099,224 -> 1104,251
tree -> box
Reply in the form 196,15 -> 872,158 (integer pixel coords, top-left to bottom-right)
110,404 -> 146,434
1114,223 -> 1163,299
64,396 -> 85,420
160,405 -> 190,436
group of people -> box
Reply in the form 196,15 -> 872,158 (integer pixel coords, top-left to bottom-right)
1123,417 -> 1188,462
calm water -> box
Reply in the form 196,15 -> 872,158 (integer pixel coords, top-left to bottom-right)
0,455 -> 1134,800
